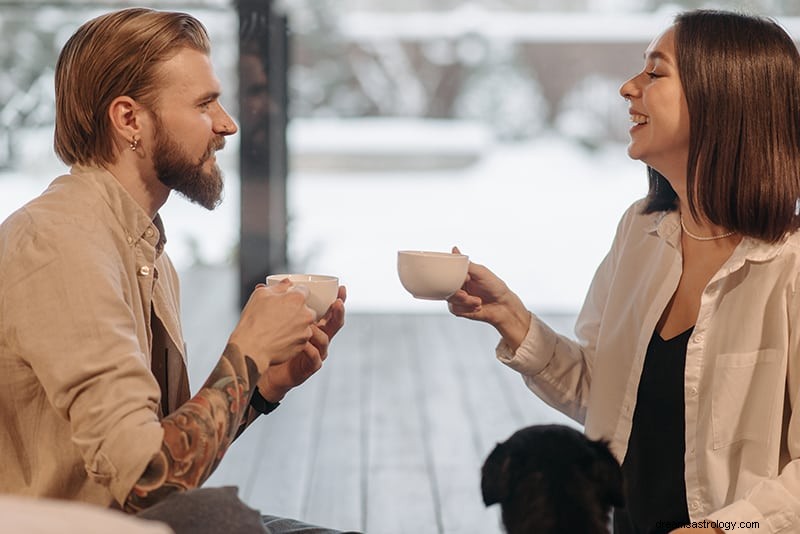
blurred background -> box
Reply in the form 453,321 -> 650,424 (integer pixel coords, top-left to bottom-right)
1,0 -> 798,316
4,2 -> 800,532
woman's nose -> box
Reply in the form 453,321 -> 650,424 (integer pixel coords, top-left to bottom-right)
619,75 -> 639,101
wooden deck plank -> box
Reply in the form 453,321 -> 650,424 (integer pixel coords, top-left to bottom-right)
240,366 -> 323,519
300,314 -> 367,532
363,314 -> 440,534
180,266 -> 583,533
412,314 -> 504,534
180,266 -> 313,517
492,313 -> 585,432
447,320 -> 530,459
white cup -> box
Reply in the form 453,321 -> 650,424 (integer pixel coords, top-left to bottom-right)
397,250 -> 469,300
266,274 -> 339,319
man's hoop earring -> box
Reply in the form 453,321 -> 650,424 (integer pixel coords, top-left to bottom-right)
130,137 -> 140,151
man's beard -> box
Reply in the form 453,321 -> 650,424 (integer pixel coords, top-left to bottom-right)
152,124 -> 226,210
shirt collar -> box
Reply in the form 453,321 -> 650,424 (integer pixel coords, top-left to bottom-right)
69,165 -> 167,256
646,207 -> 787,266
648,209 -> 681,248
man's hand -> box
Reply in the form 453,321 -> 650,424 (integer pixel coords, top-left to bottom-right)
257,285 -> 347,402
229,280 -> 316,373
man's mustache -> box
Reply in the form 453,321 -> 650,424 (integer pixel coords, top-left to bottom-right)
200,136 -> 226,162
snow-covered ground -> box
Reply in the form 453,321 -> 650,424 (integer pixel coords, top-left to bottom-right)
5,5 -> 798,315
0,119 -> 645,314
288,119 -> 645,313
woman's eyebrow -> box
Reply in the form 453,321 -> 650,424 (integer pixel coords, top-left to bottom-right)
644,50 -> 672,64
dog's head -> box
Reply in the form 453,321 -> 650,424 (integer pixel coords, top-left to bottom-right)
481,424 -> 623,534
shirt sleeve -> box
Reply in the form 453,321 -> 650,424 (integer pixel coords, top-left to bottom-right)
3,213 -> 163,505
495,201 -> 640,425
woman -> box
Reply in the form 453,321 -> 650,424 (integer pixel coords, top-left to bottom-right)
448,10 -> 800,534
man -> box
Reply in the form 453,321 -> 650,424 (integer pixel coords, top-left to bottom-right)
0,8 -> 348,533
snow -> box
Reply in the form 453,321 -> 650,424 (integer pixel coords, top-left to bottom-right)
340,8 -> 680,42
286,119 -> 645,313
289,117 -> 491,156
336,7 -> 800,45
0,118 -> 646,315
2,2 -> 673,316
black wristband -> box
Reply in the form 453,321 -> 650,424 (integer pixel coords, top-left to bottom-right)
250,387 -> 281,415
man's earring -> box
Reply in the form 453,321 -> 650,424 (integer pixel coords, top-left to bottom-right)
130,136 -> 140,151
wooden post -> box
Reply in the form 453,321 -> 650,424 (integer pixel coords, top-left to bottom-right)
237,0 -> 289,308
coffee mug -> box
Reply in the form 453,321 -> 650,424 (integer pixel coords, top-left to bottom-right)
266,274 -> 339,319
397,250 -> 469,300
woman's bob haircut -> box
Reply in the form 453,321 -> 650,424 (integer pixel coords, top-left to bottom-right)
642,10 -> 800,243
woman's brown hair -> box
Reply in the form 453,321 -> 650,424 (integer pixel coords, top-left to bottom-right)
643,10 -> 800,242
54,8 -> 210,167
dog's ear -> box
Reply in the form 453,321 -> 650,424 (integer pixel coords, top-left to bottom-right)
587,438 -> 624,508
481,442 -> 512,506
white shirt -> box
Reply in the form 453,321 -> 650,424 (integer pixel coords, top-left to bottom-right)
497,199 -> 800,533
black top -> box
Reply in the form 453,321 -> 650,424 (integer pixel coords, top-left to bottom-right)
614,327 -> 693,534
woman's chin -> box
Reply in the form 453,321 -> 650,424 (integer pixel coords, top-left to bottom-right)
625,143 -> 642,162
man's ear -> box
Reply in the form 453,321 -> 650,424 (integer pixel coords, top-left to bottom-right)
108,96 -> 144,150
481,442 -> 512,506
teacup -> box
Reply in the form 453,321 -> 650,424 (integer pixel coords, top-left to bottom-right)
397,250 -> 469,300
266,274 -> 339,319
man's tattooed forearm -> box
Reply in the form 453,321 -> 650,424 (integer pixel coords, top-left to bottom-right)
124,343 -> 259,512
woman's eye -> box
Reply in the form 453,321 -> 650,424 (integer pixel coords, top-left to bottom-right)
647,71 -> 661,79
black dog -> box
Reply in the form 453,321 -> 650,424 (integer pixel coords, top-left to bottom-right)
481,424 -> 624,534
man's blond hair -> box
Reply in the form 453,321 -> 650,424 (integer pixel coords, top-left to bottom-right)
54,8 -> 211,167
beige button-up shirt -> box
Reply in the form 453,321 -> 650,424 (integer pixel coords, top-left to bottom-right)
498,199 -> 800,533
0,166 -> 189,507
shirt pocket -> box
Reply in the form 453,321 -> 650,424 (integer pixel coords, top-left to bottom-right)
711,349 -> 780,450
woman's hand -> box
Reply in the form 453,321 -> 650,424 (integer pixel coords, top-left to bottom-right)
446,247 -> 530,351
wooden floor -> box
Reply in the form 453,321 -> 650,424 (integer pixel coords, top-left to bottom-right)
181,265 -> 580,534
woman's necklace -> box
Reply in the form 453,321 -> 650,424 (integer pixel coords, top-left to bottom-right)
680,216 -> 735,241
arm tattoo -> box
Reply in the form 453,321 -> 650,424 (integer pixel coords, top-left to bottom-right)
234,403 -> 260,441
124,343 -> 259,512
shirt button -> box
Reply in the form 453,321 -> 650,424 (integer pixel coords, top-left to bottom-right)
693,333 -> 704,343
138,265 -> 151,276
126,235 -> 134,245
690,501 -> 700,510
145,227 -> 154,238
689,387 -> 698,396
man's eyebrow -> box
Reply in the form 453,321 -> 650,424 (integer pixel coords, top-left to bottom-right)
195,91 -> 221,104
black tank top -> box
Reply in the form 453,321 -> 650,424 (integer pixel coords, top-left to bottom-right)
614,327 -> 693,534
